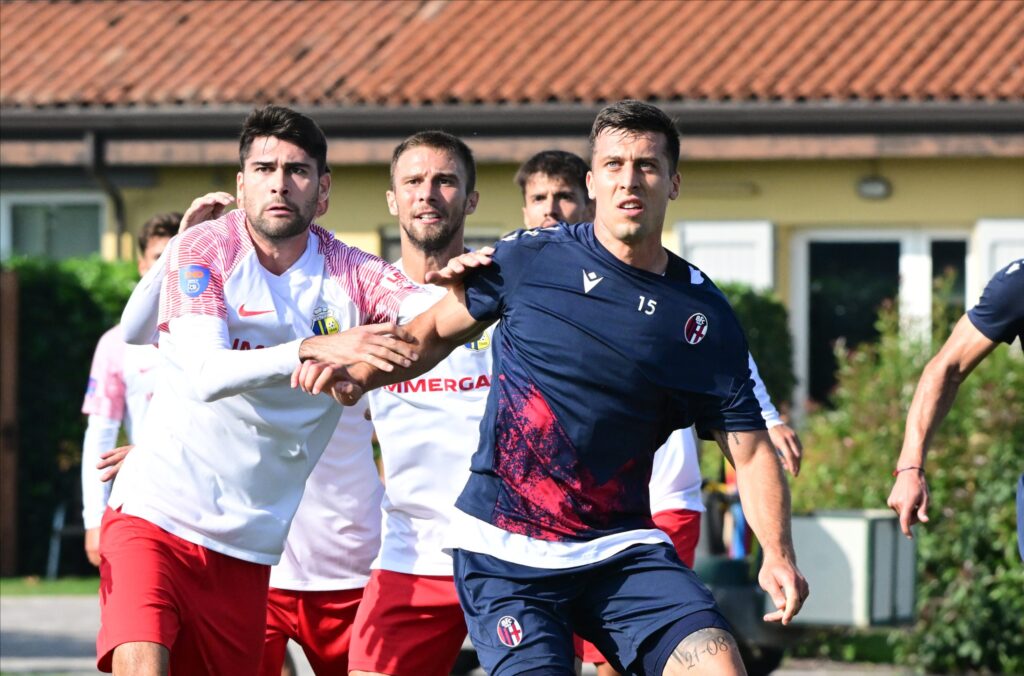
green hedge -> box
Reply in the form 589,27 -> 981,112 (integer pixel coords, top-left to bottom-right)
3,256 -> 136,575
718,282 -> 796,410
794,300 -> 1024,673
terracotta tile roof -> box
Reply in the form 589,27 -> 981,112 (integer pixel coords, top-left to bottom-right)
1,0 -> 1021,111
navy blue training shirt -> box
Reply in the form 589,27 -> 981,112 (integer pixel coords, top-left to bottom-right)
967,258 -> 1024,348
456,223 -> 765,543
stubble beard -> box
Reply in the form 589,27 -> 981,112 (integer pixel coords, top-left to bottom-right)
249,194 -> 319,241
402,210 -> 464,256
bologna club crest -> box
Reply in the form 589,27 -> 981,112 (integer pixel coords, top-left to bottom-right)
684,312 -> 709,345
496,615 -> 523,648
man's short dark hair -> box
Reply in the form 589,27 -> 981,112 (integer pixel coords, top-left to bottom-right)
137,212 -> 181,254
589,100 -> 680,169
239,105 -> 329,176
390,131 -> 476,193
514,150 -> 589,197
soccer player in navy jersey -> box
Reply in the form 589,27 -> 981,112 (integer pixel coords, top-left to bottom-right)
888,258 -> 1024,559
299,100 -> 808,676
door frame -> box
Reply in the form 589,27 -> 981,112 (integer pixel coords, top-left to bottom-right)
788,227 -> 971,418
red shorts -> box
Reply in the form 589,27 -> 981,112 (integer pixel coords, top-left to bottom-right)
348,569 -> 467,676
258,586 -> 364,676
97,508 -> 270,674
577,509 -> 702,665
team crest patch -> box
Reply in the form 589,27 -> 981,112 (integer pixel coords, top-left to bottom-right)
684,312 -> 709,345
178,265 -> 211,297
464,331 -> 491,351
496,615 -> 523,648
311,306 -> 340,335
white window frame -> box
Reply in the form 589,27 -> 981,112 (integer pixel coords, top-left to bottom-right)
788,227 -> 971,419
969,219 -> 1024,304
674,220 -> 775,290
0,191 -> 108,261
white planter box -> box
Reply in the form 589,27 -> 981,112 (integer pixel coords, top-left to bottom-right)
782,509 -> 915,627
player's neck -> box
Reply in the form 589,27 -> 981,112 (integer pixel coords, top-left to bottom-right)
400,238 -> 467,285
245,220 -> 309,276
594,221 -> 668,274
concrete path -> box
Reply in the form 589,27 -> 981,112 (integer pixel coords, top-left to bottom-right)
1,595 -> 911,675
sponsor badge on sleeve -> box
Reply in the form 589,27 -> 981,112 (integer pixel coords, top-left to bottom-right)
178,265 -> 211,298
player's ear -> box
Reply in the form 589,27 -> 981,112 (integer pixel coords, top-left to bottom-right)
236,171 -> 245,203
465,191 -> 479,216
669,171 -> 681,201
386,190 -> 399,217
586,170 -> 595,200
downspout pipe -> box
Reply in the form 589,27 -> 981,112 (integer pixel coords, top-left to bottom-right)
84,131 -> 127,260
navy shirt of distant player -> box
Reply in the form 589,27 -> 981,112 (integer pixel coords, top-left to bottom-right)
968,258 -> 1024,348
458,223 -> 765,543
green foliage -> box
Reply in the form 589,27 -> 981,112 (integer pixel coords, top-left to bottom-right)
0,575 -> 100,596
2,256 -> 136,575
718,283 -> 796,409
794,297 -> 1024,673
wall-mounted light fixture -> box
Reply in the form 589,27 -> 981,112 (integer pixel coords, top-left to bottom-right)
857,175 -> 892,200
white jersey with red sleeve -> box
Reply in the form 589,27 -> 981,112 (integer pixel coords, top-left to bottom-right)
648,352 -> 784,514
108,210 -> 424,565
367,270 -> 494,576
80,324 -> 163,528
269,400 -> 383,591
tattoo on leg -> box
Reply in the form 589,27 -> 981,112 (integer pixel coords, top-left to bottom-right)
669,628 -> 733,670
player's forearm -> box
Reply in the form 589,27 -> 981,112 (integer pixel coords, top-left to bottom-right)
81,414 -> 119,528
121,245 -> 168,345
165,316 -> 300,401
897,356 -> 963,467
726,430 -> 796,559
354,308 -> 479,392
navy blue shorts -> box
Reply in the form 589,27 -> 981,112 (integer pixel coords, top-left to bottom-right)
453,542 -> 730,675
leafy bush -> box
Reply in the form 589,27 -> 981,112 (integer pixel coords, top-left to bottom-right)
794,297 -> 1024,673
718,282 -> 796,409
3,256 -> 136,575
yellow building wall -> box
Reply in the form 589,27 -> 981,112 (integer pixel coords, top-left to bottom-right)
110,158 -> 1024,283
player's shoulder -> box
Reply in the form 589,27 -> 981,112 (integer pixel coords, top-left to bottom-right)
94,323 -> 126,353
316,225 -> 420,292
498,222 -> 581,249
981,258 -> 1024,313
173,209 -> 247,260
990,258 -> 1023,289
665,251 -> 729,303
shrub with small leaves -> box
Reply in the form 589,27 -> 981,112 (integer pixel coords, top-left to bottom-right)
794,296 -> 1023,673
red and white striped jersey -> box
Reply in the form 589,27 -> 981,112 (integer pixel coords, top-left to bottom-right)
110,210 -> 426,565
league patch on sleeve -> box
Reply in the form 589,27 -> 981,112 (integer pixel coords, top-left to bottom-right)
178,265 -> 211,298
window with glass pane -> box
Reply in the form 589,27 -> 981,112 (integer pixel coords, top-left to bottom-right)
11,203 -> 102,260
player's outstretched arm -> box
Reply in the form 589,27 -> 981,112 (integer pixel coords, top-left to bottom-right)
714,428 -> 808,625
296,287 -> 490,402
424,247 -> 494,285
887,314 -> 997,538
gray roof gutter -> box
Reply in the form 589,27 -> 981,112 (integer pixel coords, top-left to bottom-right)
2,101 -> 1022,140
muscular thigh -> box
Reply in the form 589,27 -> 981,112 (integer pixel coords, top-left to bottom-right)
573,544 -> 720,673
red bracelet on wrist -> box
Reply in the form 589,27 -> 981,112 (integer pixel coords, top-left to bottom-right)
892,466 -> 925,477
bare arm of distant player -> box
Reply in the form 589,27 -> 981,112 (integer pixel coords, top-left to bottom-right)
887,315 -> 997,538
748,352 -> 803,476
295,285 -> 491,403
713,428 -> 809,625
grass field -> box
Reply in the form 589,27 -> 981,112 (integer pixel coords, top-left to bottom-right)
0,576 -> 99,596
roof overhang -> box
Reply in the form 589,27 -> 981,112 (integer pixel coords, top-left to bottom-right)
3,100 -> 1023,140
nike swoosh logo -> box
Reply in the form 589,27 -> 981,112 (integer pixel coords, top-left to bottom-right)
238,304 -> 275,317
582,270 -> 604,294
